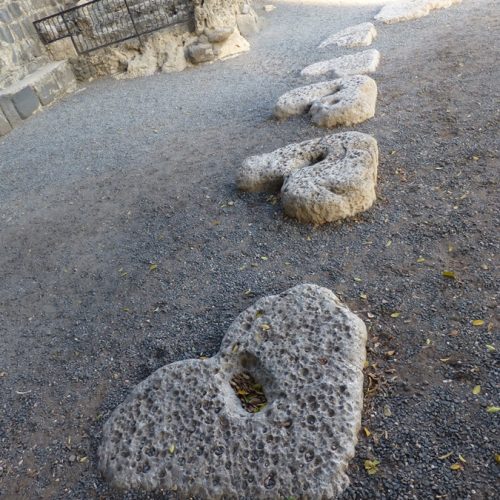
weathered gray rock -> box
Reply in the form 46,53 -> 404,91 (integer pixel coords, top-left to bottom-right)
0,107 -> 12,137
205,27 -> 234,43
274,75 -> 377,128
99,284 -> 367,498
237,132 -> 378,224
375,0 -> 462,24
301,49 -> 380,78
187,42 -> 216,64
10,86 -> 40,119
236,12 -> 260,36
318,22 -> 377,49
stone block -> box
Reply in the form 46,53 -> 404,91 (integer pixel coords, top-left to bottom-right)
236,13 -> 260,37
46,38 -> 78,61
0,107 -> 12,137
33,74 -> 60,106
0,8 -> 13,23
7,2 -> 23,18
0,96 -> 22,127
0,25 -> 14,44
11,86 -> 40,119
187,42 -> 215,64
52,61 -> 77,92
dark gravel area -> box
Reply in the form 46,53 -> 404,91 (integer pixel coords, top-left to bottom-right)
0,0 -> 499,498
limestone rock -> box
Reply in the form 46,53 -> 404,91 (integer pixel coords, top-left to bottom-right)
375,0 -> 462,24
237,132 -> 378,224
212,29 -> 250,60
274,75 -> 377,128
187,42 -> 216,64
301,49 -> 380,78
236,12 -> 260,37
99,284 -> 367,498
318,22 -> 377,49
193,0 -> 241,33
205,27 -> 235,43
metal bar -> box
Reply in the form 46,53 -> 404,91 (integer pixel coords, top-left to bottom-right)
34,0 -> 194,54
60,11 -> 82,55
123,0 -> 143,47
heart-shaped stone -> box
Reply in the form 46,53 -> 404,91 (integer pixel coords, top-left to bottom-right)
237,132 -> 378,224
99,284 -> 367,498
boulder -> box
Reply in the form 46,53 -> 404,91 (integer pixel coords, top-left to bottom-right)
274,75 -> 377,128
212,29 -> 250,60
375,0 -> 462,24
187,42 -> 216,64
236,12 -> 260,37
318,22 -> 377,49
301,49 -> 380,78
237,132 -> 378,224
99,284 -> 367,498
205,27 -> 235,43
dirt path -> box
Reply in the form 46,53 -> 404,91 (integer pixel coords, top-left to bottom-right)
0,0 -> 498,498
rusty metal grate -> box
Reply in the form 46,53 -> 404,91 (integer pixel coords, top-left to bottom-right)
33,0 -> 193,55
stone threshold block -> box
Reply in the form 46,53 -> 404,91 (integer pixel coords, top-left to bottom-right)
375,0 -> 462,24
0,60 -> 77,136
274,75 -> 377,128
301,49 -> 380,78
99,284 -> 367,498
318,22 -> 377,49
237,132 -> 378,224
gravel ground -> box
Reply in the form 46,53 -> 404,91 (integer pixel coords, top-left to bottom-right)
0,0 -> 499,498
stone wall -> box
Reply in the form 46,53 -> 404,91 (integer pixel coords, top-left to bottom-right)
0,0 -> 258,137
0,0 -> 75,89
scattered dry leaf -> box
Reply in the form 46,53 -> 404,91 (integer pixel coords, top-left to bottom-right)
471,319 -> 484,327
472,385 -> 481,395
442,270 -> 455,279
364,459 -> 380,475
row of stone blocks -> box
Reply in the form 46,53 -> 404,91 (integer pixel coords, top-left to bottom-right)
0,60 -> 76,137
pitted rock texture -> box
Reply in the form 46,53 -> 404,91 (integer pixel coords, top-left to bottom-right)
237,132 -> 378,224
318,22 -> 377,49
274,75 -> 377,128
301,49 -> 380,78
99,284 -> 367,498
375,0 -> 462,24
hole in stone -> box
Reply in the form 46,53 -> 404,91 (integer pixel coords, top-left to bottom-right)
230,353 -> 273,413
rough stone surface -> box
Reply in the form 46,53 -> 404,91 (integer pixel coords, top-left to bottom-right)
274,75 -> 377,128
375,0 -> 462,24
10,86 -> 40,119
212,29 -> 250,60
187,42 -> 216,64
301,49 -> 380,78
237,132 -> 378,224
236,12 -> 260,36
318,22 -> 377,49
0,106 -> 12,136
205,27 -> 234,43
99,284 -> 367,498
